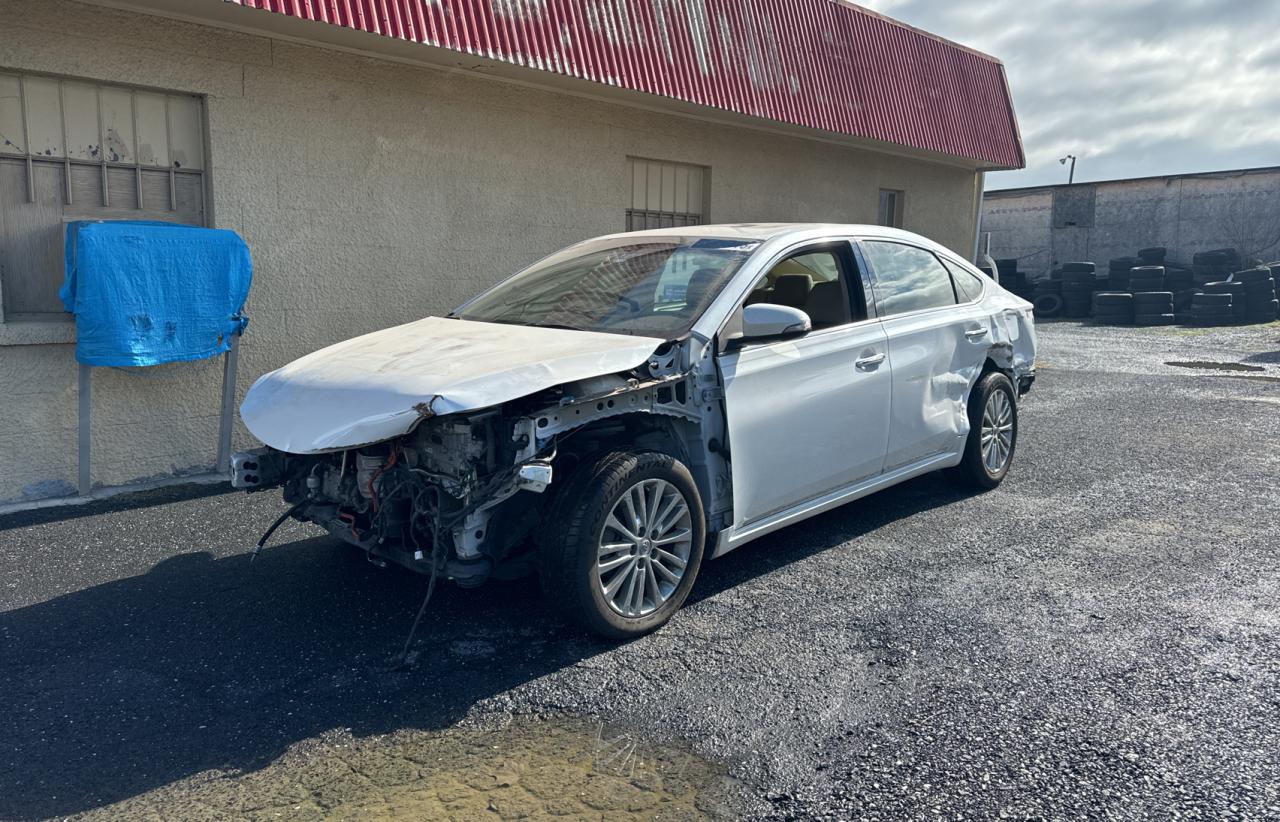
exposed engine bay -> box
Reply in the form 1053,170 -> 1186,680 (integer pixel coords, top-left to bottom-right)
233,342 -> 716,589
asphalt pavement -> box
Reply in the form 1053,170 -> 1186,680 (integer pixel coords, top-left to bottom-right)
2,321 -> 1279,820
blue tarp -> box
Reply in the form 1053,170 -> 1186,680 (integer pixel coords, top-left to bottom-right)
61,221 -> 251,366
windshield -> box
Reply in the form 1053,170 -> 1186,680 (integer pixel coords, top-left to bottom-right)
454,236 -> 761,337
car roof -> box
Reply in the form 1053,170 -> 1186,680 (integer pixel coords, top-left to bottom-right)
594,222 -> 945,248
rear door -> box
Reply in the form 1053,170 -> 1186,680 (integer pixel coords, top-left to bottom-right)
858,239 -> 991,471
718,241 -> 891,527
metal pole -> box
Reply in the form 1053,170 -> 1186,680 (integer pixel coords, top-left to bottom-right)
216,332 -> 240,475
972,171 -> 986,263
78,363 -> 92,496
1061,155 -> 1078,186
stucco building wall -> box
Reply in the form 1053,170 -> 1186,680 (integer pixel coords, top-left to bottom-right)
0,0 -> 982,504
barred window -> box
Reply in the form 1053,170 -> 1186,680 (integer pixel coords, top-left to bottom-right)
626,157 -> 708,231
0,72 -> 206,321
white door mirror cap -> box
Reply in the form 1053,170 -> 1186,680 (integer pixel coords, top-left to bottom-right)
741,303 -> 812,340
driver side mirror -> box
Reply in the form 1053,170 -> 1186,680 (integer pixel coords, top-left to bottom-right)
740,303 -> 812,341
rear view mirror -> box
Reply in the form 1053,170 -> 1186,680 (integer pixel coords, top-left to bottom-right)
741,303 -> 812,341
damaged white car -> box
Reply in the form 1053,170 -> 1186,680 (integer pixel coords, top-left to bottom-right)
234,224 -> 1036,638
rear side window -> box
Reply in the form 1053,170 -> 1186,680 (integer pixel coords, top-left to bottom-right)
861,241 -> 958,317
940,257 -> 987,302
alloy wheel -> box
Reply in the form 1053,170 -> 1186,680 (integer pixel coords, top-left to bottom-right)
597,478 -> 693,618
980,389 -> 1015,474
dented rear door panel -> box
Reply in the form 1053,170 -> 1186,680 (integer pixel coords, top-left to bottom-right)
877,305 -> 987,471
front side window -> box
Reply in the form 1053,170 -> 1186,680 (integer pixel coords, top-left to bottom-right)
455,236 -> 759,338
861,241 -> 958,317
743,246 -> 861,330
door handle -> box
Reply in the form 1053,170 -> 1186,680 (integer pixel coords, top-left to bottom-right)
855,352 -> 886,371
965,327 -> 990,340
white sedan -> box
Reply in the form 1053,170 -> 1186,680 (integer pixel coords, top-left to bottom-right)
234,224 -> 1037,638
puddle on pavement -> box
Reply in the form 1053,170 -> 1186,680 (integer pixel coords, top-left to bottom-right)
68,715 -> 740,821
1166,360 -> 1266,373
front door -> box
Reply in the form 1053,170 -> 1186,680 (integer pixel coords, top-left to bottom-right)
717,242 -> 892,528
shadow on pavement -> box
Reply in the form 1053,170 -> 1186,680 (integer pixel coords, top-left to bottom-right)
0,473 -> 966,819
0,482 -> 237,531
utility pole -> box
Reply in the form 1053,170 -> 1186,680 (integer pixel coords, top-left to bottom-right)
1060,154 -> 1077,185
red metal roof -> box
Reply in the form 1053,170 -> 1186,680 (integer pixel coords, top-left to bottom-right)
225,0 -> 1024,168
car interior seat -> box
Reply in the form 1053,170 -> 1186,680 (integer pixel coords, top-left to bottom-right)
770,274 -> 813,310
803,281 -> 849,328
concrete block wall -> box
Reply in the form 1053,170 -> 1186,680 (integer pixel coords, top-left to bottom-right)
0,0 -> 981,504
981,169 -> 1280,278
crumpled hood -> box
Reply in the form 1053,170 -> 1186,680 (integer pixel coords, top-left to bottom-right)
241,316 -> 664,453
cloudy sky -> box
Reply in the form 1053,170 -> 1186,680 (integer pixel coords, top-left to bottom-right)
859,0 -> 1280,190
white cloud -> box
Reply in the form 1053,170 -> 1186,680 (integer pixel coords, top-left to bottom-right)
859,0 -> 1280,188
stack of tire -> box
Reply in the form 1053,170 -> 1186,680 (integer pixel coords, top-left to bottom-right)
1139,248 -> 1196,302
1189,292 -> 1234,326
1060,262 -> 1097,318
1201,281 -> 1248,324
1092,292 -> 1134,325
1125,265 -> 1176,326
1136,247 -> 1166,265
1128,265 -> 1166,292
994,259 -> 1036,302
1192,248 -> 1242,286
1108,257 -> 1141,291
1234,267 -> 1280,323
1031,278 -> 1064,319
1133,292 -> 1176,326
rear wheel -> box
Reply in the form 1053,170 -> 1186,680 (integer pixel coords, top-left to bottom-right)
539,451 -> 705,639
952,371 -> 1018,490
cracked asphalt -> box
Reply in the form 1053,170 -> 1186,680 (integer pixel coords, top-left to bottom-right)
2,321 -> 1279,820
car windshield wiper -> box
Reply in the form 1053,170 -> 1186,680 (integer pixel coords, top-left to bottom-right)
463,317 -> 582,332
530,322 -> 587,332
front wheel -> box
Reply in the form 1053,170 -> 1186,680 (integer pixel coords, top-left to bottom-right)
952,371 -> 1019,490
539,451 -> 706,639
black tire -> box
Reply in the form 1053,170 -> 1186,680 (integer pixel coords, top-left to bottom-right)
1233,268 -> 1273,285
1063,262 -> 1096,274
538,451 -> 706,639
1192,293 -> 1232,307
1033,293 -> 1064,318
1135,313 -> 1176,326
952,371 -> 1018,491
